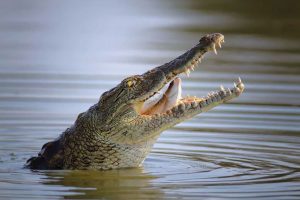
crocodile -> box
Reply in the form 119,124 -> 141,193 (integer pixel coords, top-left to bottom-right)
26,33 -> 244,170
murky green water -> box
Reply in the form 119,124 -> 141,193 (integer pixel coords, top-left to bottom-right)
0,0 -> 300,199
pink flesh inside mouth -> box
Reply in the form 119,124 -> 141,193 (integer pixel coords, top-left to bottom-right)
141,77 -> 182,115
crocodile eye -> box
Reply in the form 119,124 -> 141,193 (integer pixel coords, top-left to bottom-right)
127,80 -> 136,88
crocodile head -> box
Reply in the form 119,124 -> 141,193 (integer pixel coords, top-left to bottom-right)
26,33 -> 245,170
98,33 -> 244,143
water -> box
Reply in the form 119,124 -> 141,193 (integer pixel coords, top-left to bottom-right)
0,0 -> 300,199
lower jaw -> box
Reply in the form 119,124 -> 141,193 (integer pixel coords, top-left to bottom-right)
140,77 -> 244,116
170,78 -> 244,115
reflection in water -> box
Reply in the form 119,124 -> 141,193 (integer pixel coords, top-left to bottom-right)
43,168 -> 164,199
0,0 -> 300,199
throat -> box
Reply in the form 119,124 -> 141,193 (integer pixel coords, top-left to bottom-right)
141,77 -> 182,115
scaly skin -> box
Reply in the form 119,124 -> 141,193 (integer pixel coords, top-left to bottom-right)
26,33 -> 244,170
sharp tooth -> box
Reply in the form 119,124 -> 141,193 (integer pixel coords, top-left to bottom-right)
222,89 -> 227,95
234,87 -> 241,94
215,93 -> 221,101
238,77 -> 242,83
220,85 -> 225,91
191,101 -> 197,108
213,43 -> 217,55
197,56 -> 202,63
184,69 -> 187,76
234,82 -> 237,88
217,41 -> 222,48
191,65 -> 195,71
185,69 -> 190,77
227,88 -> 232,95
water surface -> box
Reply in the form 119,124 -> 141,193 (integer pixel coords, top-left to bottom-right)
0,0 -> 300,199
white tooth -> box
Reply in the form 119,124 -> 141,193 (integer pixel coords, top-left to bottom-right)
191,65 -> 195,71
191,101 -> 197,108
185,69 -> 190,77
238,77 -> 242,83
217,41 -> 222,48
222,89 -> 227,95
227,88 -> 232,95
220,85 -> 225,91
212,43 -> 217,55
234,82 -> 237,88
234,87 -> 241,94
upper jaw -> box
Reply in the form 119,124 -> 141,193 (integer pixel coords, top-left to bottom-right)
137,33 -> 226,110
157,33 -> 225,82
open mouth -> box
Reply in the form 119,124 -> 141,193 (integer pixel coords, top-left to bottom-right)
140,34 -> 244,116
